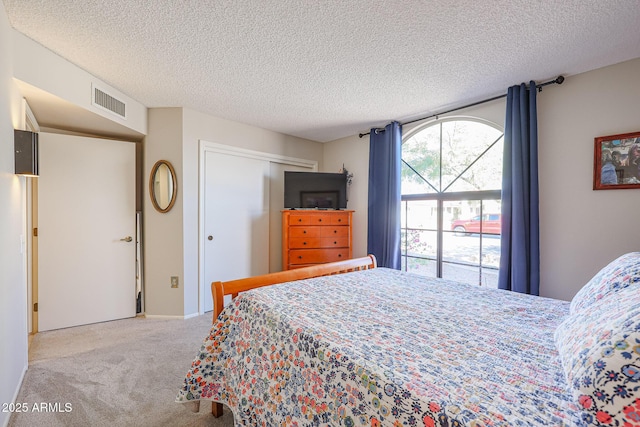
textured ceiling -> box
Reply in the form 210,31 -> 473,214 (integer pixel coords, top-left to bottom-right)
4,0 -> 640,142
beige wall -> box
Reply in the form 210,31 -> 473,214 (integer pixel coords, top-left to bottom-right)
3,0 -> 639,335
144,107 -> 324,317
143,108 -> 184,317
322,134 -> 370,258
538,58 -> 640,301
0,5 -> 29,426
323,58 -> 640,301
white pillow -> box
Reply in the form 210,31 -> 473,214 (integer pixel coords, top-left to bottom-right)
570,252 -> 640,314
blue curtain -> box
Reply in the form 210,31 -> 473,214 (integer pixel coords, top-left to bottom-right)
498,82 -> 540,295
367,121 -> 402,269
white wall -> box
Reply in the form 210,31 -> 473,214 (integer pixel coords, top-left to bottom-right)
12,31 -> 147,135
144,107 -> 324,317
538,58 -> 640,301
0,4 -> 29,426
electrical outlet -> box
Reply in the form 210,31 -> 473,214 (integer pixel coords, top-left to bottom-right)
171,276 -> 179,288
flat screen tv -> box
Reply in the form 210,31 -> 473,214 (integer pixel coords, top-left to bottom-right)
284,171 -> 347,209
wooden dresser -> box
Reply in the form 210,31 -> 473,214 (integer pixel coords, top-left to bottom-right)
282,210 -> 354,270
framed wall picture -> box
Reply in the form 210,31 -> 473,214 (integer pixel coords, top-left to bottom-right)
593,131 -> 640,190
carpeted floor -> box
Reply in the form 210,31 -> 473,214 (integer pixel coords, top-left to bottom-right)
8,314 -> 236,427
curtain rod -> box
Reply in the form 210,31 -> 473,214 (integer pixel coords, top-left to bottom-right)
358,75 -> 564,138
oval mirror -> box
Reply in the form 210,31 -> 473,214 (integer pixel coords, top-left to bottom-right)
149,160 -> 177,213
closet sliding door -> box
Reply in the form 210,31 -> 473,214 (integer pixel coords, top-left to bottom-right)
202,150 -> 270,313
199,141 -> 317,313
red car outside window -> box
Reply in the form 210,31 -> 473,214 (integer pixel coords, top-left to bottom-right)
451,214 -> 501,235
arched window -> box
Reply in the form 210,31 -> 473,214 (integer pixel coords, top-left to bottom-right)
401,118 -> 504,287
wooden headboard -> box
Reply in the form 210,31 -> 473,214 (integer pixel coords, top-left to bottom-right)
210,254 -> 377,322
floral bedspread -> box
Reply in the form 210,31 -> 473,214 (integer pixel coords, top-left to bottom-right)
177,268 -> 582,426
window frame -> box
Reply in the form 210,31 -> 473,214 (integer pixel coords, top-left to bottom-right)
400,116 -> 504,285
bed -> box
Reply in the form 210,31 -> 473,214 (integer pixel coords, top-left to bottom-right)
177,253 -> 640,426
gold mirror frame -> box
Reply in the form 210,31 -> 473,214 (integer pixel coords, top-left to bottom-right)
149,160 -> 177,213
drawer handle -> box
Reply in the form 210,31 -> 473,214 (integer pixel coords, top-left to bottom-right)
333,230 -> 337,234
298,218 -> 302,222
337,219 -> 342,222
334,241 -> 337,245
298,255 -> 303,259
303,230 -> 307,234
338,254 -> 342,258
303,242 -> 307,245
318,219 -> 322,222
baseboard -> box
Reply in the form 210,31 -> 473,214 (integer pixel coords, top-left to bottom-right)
143,313 -> 201,320
184,312 -> 200,320
2,363 -> 27,427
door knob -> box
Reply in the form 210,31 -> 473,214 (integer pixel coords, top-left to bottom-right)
120,236 -> 133,242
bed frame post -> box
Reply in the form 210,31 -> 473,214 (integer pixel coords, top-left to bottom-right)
211,281 -> 225,417
211,402 -> 223,417
212,281 -> 224,320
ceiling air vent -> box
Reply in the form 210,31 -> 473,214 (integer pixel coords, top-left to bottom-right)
92,84 -> 127,119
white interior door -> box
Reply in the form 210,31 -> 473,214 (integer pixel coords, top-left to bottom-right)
203,151 -> 270,312
38,133 -> 136,331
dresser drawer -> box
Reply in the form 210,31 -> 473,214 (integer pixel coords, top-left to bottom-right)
319,226 -> 349,238
289,236 -> 350,249
290,226 -> 348,239
289,248 -> 350,265
329,212 -> 351,225
288,212 -> 350,226
288,213 -> 325,225
289,226 -> 321,238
